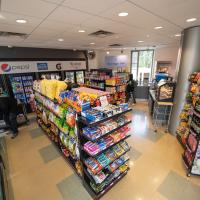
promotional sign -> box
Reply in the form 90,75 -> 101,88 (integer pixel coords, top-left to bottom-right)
37,63 -> 48,71
0,61 -> 86,74
105,55 -> 128,68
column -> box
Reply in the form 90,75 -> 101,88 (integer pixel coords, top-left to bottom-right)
169,26 -> 200,134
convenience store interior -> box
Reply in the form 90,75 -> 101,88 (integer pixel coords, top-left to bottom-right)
0,0 -> 200,200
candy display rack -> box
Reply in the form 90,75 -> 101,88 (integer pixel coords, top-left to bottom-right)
182,99 -> 200,177
34,80 -> 132,200
176,72 -> 200,148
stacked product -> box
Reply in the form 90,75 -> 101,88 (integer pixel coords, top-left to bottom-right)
79,90 -> 132,198
85,70 -> 111,91
105,73 -> 128,104
34,80 -> 82,176
177,72 -> 200,147
183,98 -> 200,177
34,81 -> 132,199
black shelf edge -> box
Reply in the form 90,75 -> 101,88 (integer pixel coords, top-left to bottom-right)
80,108 -> 132,127
83,135 -> 131,157
82,121 -> 132,142
193,109 -> 200,118
83,169 -> 129,199
83,158 -> 130,186
189,128 -> 200,139
84,148 -> 131,175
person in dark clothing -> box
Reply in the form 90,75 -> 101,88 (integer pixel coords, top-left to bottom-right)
126,74 -> 137,104
0,96 -> 19,139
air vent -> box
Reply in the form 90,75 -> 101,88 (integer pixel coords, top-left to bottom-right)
0,31 -> 29,39
89,30 -> 114,38
109,44 -> 123,47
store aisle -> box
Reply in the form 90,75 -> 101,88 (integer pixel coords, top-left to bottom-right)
6,102 -> 200,200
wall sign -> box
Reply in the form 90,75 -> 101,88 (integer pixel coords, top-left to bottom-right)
105,55 -> 128,68
37,62 -> 48,71
0,60 -> 86,74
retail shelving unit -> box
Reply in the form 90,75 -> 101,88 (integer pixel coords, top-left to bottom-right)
176,72 -> 200,148
78,108 -> 131,199
182,100 -> 200,177
34,86 -> 132,199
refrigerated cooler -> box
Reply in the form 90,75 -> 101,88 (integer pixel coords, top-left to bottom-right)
38,71 -> 62,80
75,70 -> 84,84
6,73 -> 35,113
65,70 -> 85,84
65,71 -> 75,83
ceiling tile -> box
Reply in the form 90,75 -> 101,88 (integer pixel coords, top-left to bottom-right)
62,0 -> 125,14
128,0 -> 200,28
99,1 -> 181,34
47,6 -> 93,25
0,12 -> 43,28
1,0 -> 57,18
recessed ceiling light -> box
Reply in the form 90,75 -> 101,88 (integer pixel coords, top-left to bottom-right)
154,26 -> 163,30
58,38 -> 64,42
90,42 -> 95,45
106,51 -> 110,55
8,45 -> 13,48
175,34 -> 181,37
118,12 -> 128,17
16,19 -> 27,24
138,40 -> 144,43
186,18 -> 197,22
78,30 -> 85,33
73,49 -> 77,51
146,34 -> 150,37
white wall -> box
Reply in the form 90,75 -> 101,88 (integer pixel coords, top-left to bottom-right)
154,46 -> 179,77
90,45 -> 179,77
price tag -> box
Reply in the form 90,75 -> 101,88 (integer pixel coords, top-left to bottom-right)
99,96 -> 109,107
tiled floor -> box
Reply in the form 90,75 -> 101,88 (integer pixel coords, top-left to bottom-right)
6,102 -> 200,200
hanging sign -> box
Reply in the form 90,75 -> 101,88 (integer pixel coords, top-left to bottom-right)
0,60 -> 86,74
105,55 -> 128,68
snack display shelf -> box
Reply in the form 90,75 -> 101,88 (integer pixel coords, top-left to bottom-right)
86,85 -> 105,91
106,84 -> 126,87
82,121 -> 132,142
35,99 -> 63,120
185,143 -> 195,154
83,159 -> 130,186
38,120 -> 81,178
189,128 -> 200,139
176,134 -> 186,149
83,135 -> 131,157
80,109 -> 132,127
83,169 -> 129,199
193,109 -> 200,118
83,148 -> 131,176
34,90 -> 64,106
85,77 -> 106,82
182,154 -> 190,169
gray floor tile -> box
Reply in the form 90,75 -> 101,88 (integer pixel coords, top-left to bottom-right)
57,174 -> 91,200
158,171 -> 200,200
144,128 -> 164,142
39,144 -> 60,163
128,148 -> 142,161
29,127 -> 43,139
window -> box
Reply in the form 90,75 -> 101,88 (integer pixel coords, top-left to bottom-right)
131,50 -> 154,83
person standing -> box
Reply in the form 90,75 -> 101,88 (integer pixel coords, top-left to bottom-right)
0,96 -> 19,139
126,74 -> 137,104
